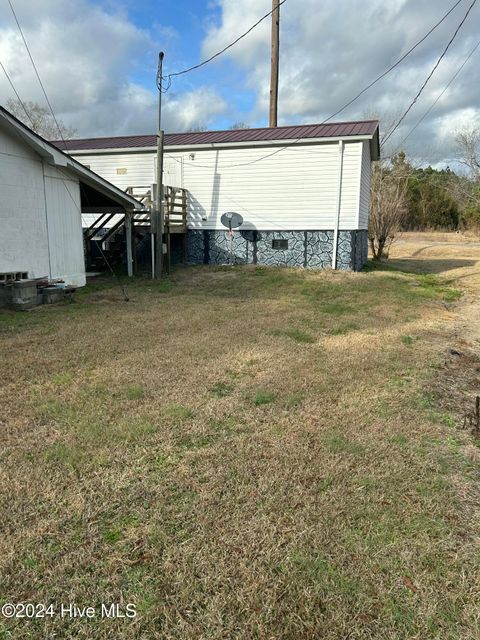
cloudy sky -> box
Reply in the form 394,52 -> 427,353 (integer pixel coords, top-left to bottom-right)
0,0 -> 479,164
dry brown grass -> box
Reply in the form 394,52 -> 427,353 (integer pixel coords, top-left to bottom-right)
0,255 -> 479,639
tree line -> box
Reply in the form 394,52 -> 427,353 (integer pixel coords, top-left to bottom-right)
369,129 -> 480,259
6,95 -> 478,263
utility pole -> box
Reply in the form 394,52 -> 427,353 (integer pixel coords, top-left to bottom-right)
155,51 -> 165,279
269,0 -> 280,127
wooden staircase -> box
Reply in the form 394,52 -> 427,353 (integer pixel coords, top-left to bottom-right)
84,185 -> 188,272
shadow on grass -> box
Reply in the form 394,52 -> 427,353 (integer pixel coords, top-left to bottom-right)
365,258 -> 477,275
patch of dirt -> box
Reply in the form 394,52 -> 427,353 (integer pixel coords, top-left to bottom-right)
391,233 -> 480,436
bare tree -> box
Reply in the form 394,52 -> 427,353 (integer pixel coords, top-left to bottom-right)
6,97 -> 77,140
455,125 -> 480,180
229,122 -> 250,130
369,153 -> 409,260
185,125 -> 208,133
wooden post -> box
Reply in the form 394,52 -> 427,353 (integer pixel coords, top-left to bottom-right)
131,216 -> 137,275
269,0 -> 280,127
155,131 -> 165,279
150,191 -> 155,279
166,187 -> 172,274
125,211 -> 133,277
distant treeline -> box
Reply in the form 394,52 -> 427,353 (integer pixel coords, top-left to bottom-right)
386,153 -> 480,232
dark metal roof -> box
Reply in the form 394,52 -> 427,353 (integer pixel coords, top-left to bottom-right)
52,120 -> 380,153
0,105 -> 142,209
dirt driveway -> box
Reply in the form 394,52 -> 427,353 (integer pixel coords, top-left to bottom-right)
391,233 -> 480,435
391,232 -> 480,347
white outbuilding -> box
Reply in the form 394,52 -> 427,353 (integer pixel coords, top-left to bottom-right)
0,106 -> 141,287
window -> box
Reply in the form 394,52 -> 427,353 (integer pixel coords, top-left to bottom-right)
272,239 -> 288,250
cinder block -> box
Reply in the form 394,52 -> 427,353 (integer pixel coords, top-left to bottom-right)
42,287 -> 65,305
10,281 -> 38,310
0,285 -> 12,308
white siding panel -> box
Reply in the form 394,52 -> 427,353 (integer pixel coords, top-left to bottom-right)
44,167 -> 86,287
0,129 -> 50,277
72,152 -> 155,190
72,141 -> 365,230
359,142 -> 372,230
176,142 -> 363,230
0,126 -> 86,285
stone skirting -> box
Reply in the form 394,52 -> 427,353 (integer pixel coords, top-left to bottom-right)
185,229 -> 368,271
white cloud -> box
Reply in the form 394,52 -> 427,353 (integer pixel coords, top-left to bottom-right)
1,0 -> 479,165
202,0 -> 480,163
0,0 -> 228,136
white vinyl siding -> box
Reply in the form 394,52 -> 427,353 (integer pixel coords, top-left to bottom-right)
0,126 -> 85,286
0,129 -> 50,278
358,141 -> 371,230
72,139 -> 367,231
43,165 -> 85,286
73,151 -> 155,189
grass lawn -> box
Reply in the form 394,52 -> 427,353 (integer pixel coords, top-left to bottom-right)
0,264 -> 479,639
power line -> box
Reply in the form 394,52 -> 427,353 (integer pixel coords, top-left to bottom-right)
1,48 -> 129,299
381,0 -> 478,147
7,0 -> 71,151
392,37 -> 480,153
165,0 -> 475,171
160,0 -> 289,88
161,0 -> 461,101
323,0 -> 467,123
7,0 -> 466,177
0,60 -> 36,127
5,0 -> 471,179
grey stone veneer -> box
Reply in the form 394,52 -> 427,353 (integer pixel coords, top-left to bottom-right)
186,229 -> 368,271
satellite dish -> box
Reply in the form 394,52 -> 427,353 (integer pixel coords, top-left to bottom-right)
220,212 -> 243,265
220,212 -> 243,230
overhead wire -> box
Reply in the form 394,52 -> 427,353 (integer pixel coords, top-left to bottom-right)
381,0 -> 477,147
11,0 -> 470,174
389,37 -> 480,155
0,59 -> 34,125
2,5 -> 131,298
7,0 -> 71,152
323,0 -> 467,123
4,0 -> 475,188
163,0 -> 477,171
159,0 -> 289,90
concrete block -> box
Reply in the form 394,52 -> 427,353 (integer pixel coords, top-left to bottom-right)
42,287 -> 65,305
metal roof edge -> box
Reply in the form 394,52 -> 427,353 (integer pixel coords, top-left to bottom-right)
67,134 -> 376,156
0,106 -> 142,209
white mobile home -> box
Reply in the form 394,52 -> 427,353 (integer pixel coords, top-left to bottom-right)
54,121 -> 380,270
0,106 -> 141,287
